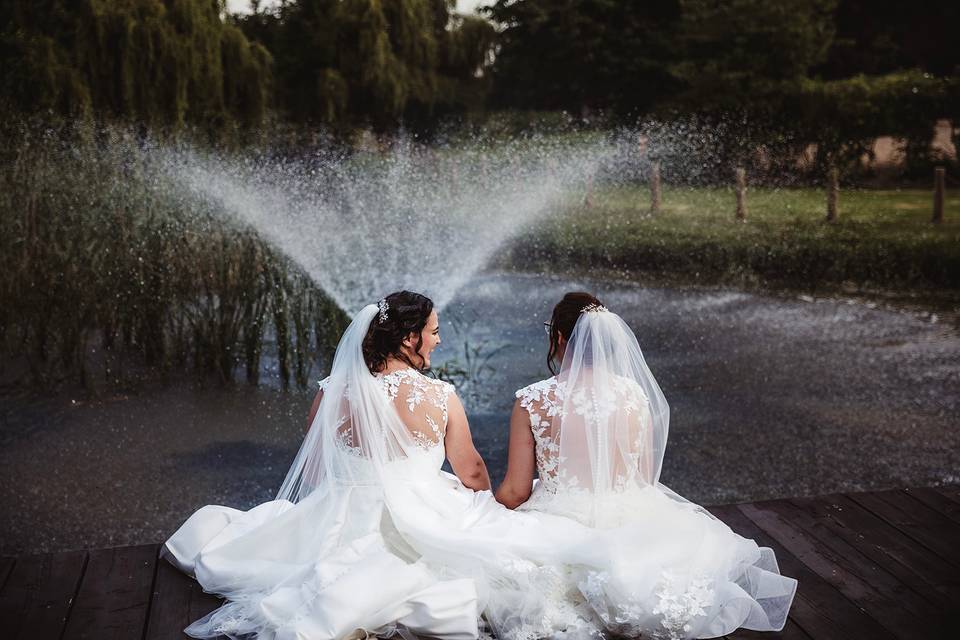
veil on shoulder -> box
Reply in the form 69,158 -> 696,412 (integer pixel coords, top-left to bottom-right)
276,303 -> 443,503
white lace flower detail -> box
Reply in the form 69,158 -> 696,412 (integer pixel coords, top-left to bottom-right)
650,571 -> 713,640
406,385 -> 425,412
570,387 -> 618,427
376,369 -> 452,451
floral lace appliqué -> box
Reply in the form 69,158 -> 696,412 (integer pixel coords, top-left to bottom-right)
516,376 -> 652,497
650,571 -> 713,640
378,369 -> 452,451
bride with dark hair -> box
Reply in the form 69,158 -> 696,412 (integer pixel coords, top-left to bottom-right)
495,292 -> 797,639
162,291 -> 589,640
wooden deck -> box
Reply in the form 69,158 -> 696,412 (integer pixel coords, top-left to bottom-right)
0,486 -> 955,639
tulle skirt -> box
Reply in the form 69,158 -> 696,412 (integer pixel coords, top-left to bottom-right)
485,482 -> 797,640
162,474 -> 795,640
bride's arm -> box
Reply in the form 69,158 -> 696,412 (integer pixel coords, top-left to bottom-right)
444,393 -> 492,491
494,400 -> 535,509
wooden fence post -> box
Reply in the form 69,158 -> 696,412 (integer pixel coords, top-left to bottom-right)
932,166 -> 945,224
650,161 -> 661,215
826,167 -> 839,222
735,167 -> 747,221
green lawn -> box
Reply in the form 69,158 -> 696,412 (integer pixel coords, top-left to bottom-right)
510,185 -> 960,293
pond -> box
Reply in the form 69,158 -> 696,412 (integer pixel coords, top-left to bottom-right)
1,271 -> 957,555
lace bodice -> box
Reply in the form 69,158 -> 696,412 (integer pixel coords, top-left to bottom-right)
319,368 -> 454,459
516,375 -> 653,499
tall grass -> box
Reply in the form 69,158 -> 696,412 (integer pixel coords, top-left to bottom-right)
0,122 -> 346,393
508,184 -> 960,293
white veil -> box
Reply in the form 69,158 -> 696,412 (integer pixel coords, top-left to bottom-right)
556,306 -> 670,490
528,306 -> 797,636
274,303 -> 441,504
175,303 -> 598,640
524,304 -> 694,528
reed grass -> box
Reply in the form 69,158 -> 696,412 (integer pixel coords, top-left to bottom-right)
0,122 -> 346,393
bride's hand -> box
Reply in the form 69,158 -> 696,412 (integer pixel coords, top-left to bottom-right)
444,393 -> 491,491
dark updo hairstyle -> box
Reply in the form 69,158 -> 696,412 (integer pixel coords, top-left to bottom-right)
547,291 -> 603,374
363,290 -> 435,374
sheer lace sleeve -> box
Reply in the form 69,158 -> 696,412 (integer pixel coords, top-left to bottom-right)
516,378 -> 564,486
379,370 -> 452,451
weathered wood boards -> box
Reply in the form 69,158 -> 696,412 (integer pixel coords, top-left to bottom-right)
0,486 -> 956,639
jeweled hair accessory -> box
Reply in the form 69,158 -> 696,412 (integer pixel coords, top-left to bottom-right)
581,303 -> 609,313
377,298 -> 390,323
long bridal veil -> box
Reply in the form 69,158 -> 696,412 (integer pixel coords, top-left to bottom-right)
166,304 -> 593,640
558,306 -> 671,498
168,304 -> 490,638
520,305 -> 797,637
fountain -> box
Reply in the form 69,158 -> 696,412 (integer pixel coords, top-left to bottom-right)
161,134 -> 619,314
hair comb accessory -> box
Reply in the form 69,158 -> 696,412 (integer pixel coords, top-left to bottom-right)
377,298 -> 390,323
581,303 -> 609,313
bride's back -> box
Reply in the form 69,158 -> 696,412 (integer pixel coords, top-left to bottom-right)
516,371 -> 654,494
375,368 -> 453,452
321,368 -> 453,458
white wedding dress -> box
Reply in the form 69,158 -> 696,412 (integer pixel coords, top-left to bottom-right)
489,307 -> 797,640
162,304 -> 795,640
161,308 -> 596,640
163,368 -> 489,639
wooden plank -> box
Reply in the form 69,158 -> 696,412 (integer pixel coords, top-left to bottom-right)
736,499 -> 937,639
847,489 -> 960,569
61,544 -> 158,640
0,550 -> 87,640
904,486 -> 960,526
792,493 -> 960,611
725,618 -> 810,640
933,484 -> 960,504
0,557 -> 15,591
770,496 -> 949,637
709,504 -> 893,640
144,553 -> 222,640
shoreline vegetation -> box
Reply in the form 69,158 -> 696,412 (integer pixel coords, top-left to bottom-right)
505,184 -> 960,314
0,126 -> 348,395
2,125 -> 957,394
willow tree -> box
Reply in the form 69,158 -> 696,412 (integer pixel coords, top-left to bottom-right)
0,0 -> 271,131
235,0 -> 494,129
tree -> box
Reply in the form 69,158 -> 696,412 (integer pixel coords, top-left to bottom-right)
234,0 -> 495,129
667,0 -> 837,113
484,0 -> 683,118
0,0 -> 272,131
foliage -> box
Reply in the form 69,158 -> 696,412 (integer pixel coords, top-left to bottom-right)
0,0 -> 271,132
788,71 -> 959,176
667,0 -> 837,112
506,184 -> 960,293
484,0 -> 683,117
817,0 -> 960,79
0,120 -> 347,393
484,0 -> 956,180
234,0 -> 495,130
